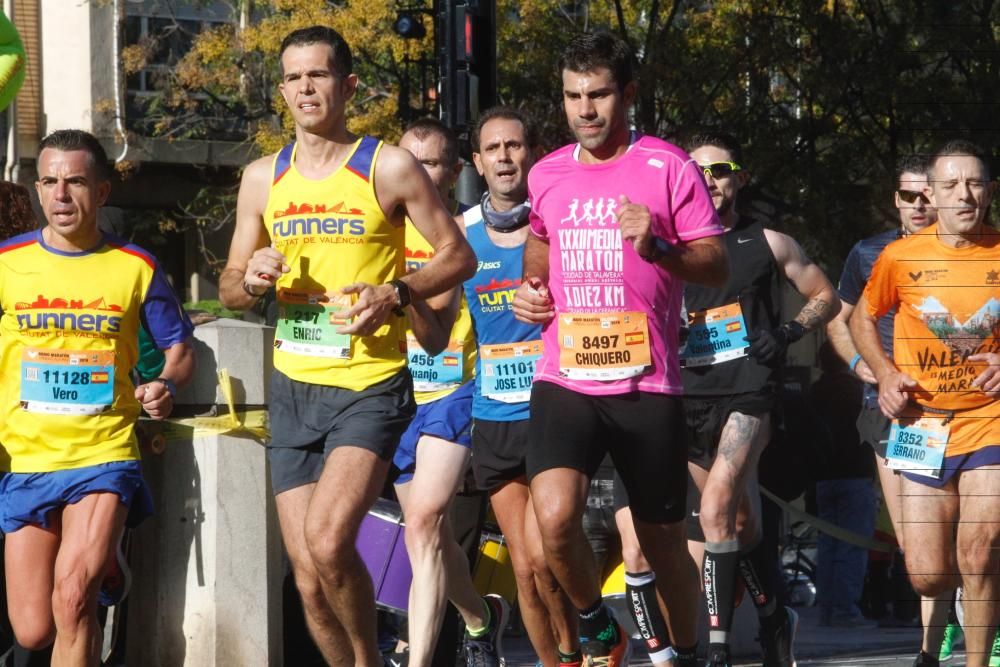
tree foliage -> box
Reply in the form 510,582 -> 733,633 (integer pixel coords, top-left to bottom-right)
127,0 -> 999,271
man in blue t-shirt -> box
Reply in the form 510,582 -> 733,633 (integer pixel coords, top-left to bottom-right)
462,107 -> 581,667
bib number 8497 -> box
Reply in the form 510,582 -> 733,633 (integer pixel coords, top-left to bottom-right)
582,335 -> 619,350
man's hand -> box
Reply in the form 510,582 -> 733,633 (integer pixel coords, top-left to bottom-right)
136,381 -> 174,420
617,195 -> 655,259
513,277 -> 555,324
970,352 -> 1000,397
245,246 -> 289,294
745,327 -> 790,364
336,283 -> 398,336
854,358 -> 877,384
877,370 -> 919,419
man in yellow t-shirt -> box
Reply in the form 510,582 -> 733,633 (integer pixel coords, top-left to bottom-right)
0,130 -> 194,664
219,27 -> 475,666
851,139 -> 1000,667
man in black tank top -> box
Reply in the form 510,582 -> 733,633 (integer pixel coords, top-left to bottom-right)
680,132 -> 840,667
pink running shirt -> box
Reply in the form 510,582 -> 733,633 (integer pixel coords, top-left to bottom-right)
528,134 -> 723,396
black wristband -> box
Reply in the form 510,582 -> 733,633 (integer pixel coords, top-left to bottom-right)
780,320 -> 808,344
641,236 -> 674,263
390,279 -> 411,316
242,280 -> 266,298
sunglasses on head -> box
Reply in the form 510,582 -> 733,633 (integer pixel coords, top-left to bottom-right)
699,162 -> 742,179
897,189 -> 930,204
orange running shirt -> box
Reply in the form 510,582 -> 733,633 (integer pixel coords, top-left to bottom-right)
863,225 -> 1000,456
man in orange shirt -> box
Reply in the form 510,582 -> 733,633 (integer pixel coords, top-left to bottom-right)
851,139 -> 1000,667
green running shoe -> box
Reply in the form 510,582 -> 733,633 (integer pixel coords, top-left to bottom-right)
988,626 -> 1000,667
938,622 -> 963,662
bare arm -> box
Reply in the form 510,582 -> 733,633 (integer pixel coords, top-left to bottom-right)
826,301 -> 877,383
660,235 -> 729,287
513,233 -> 554,324
766,229 -> 841,330
134,339 -> 196,420
338,147 -> 475,336
219,157 -> 284,310
850,295 -> 916,418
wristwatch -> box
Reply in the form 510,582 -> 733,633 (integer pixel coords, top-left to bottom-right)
153,377 -> 177,398
641,236 -> 674,263
390,279 -> 412,316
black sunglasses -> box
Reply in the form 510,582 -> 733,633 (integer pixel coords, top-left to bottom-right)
897,189 -> 930,204
699,162 -> 742,179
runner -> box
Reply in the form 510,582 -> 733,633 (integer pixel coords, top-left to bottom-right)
463,107 -> 580,667
513,31 -> 729,667
218,26 -> 475,666
826,154 -> 958,665
0,129 -> 195,666
393,117 -> 508,667
850,139 -> 1000,667
680,131 -> 840,667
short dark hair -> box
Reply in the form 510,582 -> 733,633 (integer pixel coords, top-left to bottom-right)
896,154 -> 930,179
0,181 -> 37,240
928,139 -> 992,182
558,31 -> 634,93
686,131 -> 745,166
402,117 -> 459,168
38,129 -> 111,180
472,107 -> 538,154
279,25 -> 353,78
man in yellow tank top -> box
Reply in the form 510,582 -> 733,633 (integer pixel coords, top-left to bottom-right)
219,26 -> 475,667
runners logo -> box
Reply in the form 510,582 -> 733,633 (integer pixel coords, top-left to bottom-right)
15,295 -> 123,334
271,201 -> 366,239
476,277 -> 520,312
406,247 -> 433,273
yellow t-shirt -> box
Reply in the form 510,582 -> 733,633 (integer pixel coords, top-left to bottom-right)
404,217 -> 476,404
266,137 -> 407,391
864,225 -> 1000,456
0,231 -> 193,472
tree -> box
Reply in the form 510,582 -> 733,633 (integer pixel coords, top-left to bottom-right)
123,0 -> 999,277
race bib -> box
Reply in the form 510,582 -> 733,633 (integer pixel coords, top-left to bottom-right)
21,349 -> 115,415
275,290 -> 352,359
408,333 -> 463,391
481,340 -> 543,403
886,415 -> 949,479
558,312 -> 651,381
680,302 -> 748,367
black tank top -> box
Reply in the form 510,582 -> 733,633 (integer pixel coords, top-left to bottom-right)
681,217 -> 782,395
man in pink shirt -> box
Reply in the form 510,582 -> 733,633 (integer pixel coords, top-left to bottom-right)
513,31 -> 729,667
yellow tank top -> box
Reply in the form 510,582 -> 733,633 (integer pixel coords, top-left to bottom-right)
266,137 -> 407,390
404,217 -> 477,404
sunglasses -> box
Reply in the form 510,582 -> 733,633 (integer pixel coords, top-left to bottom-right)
699,162 -> 742,179
897,189 -> 930,204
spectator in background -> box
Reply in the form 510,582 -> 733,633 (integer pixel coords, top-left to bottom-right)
809,341 -> 877,627
0,181 -> 36,238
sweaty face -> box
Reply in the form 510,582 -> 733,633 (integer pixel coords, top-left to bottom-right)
895,171 -> 937,235
473,117 -> 533,202
928,154 -> 995,238
399,131 -> 459,201
689,144 -> 744,217
278,44 -> 356,132
35,148 -> 108,245
562,67 -> 631,157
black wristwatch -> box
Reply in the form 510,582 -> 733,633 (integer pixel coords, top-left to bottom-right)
641,236 -> 674,263
390,279 -> 412,316
153,377 -> 177,398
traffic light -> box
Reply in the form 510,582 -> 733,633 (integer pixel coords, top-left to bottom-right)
437,0 -> 497,131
